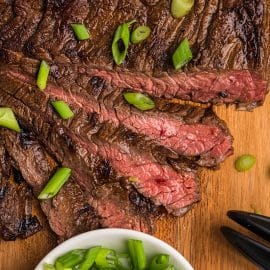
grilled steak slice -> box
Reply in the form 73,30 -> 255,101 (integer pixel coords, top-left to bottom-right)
4,67 -> 233,168
2,128 -> 155,235
93,123 -> 200,216
0,71 -> 200,216
89,68 -> 267,109
2,131 -> 101,240
2,129 -> 158,238
0,0 -> 268,108
0,144 -> 41,240
2,129 -> 101,240
3,67 -> 202,213
0,52 -> 267,111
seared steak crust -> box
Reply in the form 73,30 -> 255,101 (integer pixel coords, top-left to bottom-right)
0,0 -> 266,71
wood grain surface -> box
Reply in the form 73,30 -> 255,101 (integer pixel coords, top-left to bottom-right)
1,0 -> 270,267
1,99 -> 270,270
0,0 -> 269,268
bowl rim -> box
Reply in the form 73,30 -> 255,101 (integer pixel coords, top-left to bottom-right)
35,228 -> 194,270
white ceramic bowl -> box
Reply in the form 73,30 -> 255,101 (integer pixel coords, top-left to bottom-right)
35,229 -> 193,270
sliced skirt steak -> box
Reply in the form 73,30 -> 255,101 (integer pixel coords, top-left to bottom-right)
2,129 -> 157,239
0,71 -> 200,216
3,67 -> 233,168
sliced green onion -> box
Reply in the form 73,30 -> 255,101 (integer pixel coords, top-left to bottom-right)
235,155 -> 256,172
43,263 -> 56,270
71,23 -> 90,41
128,239 -> 147,270
44,240 -> 179,270
131,26 -> 151,44
172,38 -> 193,70
124,92 -> 155,111
78,246 -> 101,270
95,248 -> 117,269
37,60 -> 50,91
0,107 -> 21,133
55,249 -> 86,270
38,168 -> 72,200
150,254 -> 170,270
51,100 -> 74,120
171,0 -> 194,19
112,23 -> 130,65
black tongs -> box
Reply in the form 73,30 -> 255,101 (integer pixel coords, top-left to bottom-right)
221,210 -> 270,269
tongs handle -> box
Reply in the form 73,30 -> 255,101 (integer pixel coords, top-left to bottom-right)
221,226 -> 270,269
228,210 -> 270,242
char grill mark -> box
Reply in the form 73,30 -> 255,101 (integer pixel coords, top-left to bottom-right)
0,145 -> 41,240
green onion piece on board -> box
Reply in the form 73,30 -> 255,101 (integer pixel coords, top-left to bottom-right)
43,263 -> 56,270
172,38 -> 193,70
37,60 -> 50,91
95,248 -> 117,269
128,239 -> 147,270
150,254 -> 170,270
71,23 -> 90,40
0,107 -> 21,133
78,246 -> 101,270
51,100 -> 74,120
235,155 -> 256,172
123,92 -> 155,111
55,249 -> 86,270
131,26 -> 151,44
38,168 -> 72,200
171,0 -> 194,19
112,23 -> 130,65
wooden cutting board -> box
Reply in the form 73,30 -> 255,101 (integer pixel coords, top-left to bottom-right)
1,98 -> 270,269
